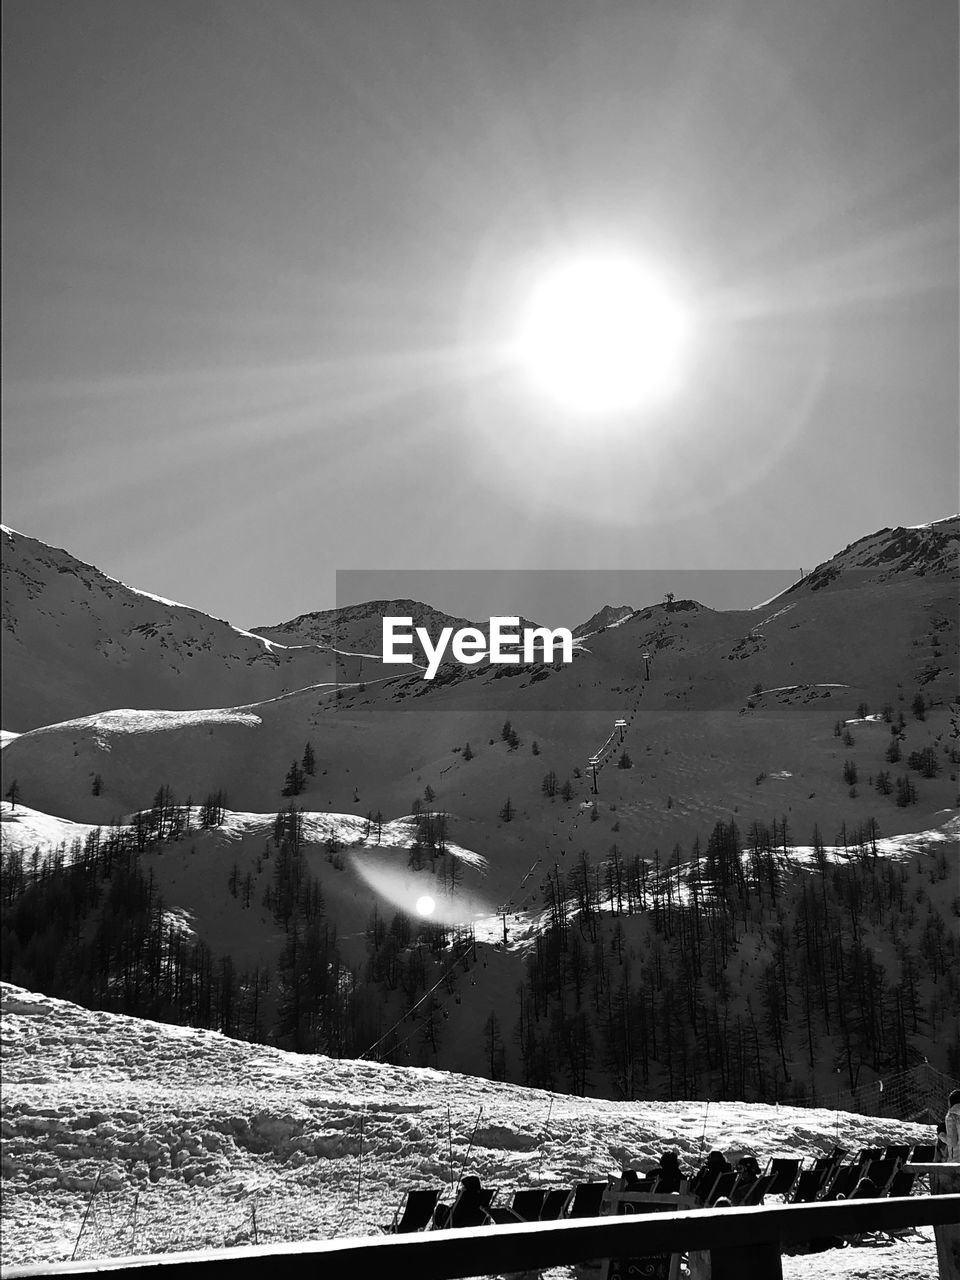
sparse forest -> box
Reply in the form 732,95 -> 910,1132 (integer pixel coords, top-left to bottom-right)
3,805 -> 956,1106
513,818 -> 959,1100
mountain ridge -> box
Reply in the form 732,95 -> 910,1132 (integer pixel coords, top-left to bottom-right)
5,517 -> 956,734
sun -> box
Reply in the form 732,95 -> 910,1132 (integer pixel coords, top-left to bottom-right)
414,895 -> 436,917
514,252 -> 690,415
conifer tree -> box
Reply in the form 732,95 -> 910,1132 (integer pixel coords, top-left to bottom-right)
282,760 -> 305,796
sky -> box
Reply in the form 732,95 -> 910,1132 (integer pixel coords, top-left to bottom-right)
2,0 -> 957,629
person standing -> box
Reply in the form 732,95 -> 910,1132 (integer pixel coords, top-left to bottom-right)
945,1089 -> 960,1161
932,1089 -> 960,1280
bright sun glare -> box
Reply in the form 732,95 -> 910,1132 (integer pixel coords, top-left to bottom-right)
415,895 -> 436,917
515,253 -> 690,415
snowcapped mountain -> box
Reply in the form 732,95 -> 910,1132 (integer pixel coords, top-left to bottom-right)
0,527 -> 418,732
1,517 -> 957,1110
572,605 -> 637,638
252,598 -> 478,652
2,518 -> 956,842
789,516 -> 959,596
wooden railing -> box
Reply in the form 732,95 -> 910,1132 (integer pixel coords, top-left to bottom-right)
5,1194 -> 959,1280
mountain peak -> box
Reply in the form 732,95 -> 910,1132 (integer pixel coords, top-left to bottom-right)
790,517 -> 959,594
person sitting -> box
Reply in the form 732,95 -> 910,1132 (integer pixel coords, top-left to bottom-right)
653,1149 -> 686,1193
730,1154 -> 762,1201
850,1176 -> 880,1199
434,1175 -> 488,1228
690,1151 -> 733,1203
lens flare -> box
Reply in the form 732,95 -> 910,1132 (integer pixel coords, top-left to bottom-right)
348,850 -> 494,927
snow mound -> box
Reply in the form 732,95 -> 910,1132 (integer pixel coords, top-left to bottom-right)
1,983 -> 941,1272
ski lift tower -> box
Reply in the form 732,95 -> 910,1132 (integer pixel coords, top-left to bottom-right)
615,718 -> 627,743
587,756 -> 599,794
641,652 -> 651,681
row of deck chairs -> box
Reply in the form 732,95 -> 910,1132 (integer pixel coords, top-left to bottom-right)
384,1180 -> 611,1234
384,1141 -> 936,1234
691,1141 -> 934,1210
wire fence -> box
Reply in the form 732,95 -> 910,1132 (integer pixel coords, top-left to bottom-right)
785,1062 -> 958,1123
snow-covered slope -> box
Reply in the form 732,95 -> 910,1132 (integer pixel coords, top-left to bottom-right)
0,982 -> 941,1274
3,555 -> 956,858
0,528 -> 416,732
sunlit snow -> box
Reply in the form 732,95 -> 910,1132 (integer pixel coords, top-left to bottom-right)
0,984 -> 941,1277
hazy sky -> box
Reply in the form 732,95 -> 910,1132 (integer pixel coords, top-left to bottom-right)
3,0 -> 957,627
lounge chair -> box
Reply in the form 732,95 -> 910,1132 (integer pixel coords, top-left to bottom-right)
483,1188 -> 545,1224
854,1146 -> 884,1168
732,1172 -> 777,1206
859,1158 -> 900,1193
383,1188 -> 441,1234
539,1188 -> 573,1220
886,1169 -> 916,1198
822,1164 -> 860,1200
788,1169 -> 826,1203
762,1157 -> 801,1197
567,1181 -> 608,1218
433,1185 -> 496,1229
687,1167 -> 719,1203
704,1171 -> 738,1205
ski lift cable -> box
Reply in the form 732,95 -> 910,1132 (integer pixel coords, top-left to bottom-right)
361,704 -> 641,1064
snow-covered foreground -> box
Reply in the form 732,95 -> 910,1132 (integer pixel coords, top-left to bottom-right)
1,985 -> 941,1277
